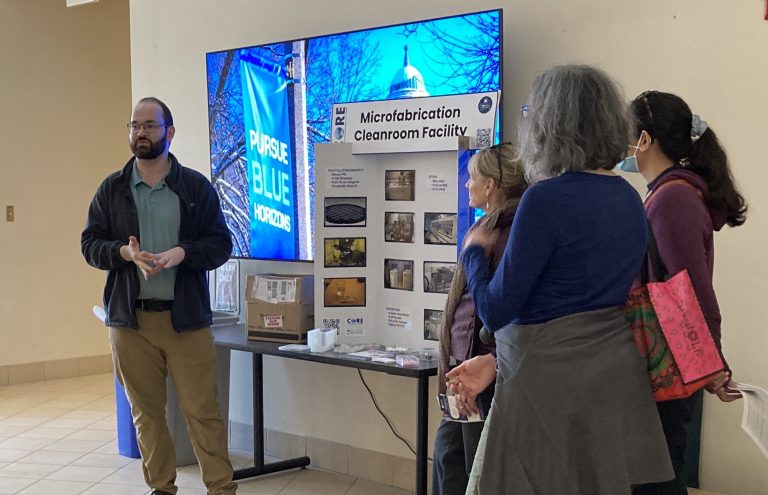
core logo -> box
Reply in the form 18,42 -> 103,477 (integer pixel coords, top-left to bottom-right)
346,317 -> 364,326
332,106 -> 347,142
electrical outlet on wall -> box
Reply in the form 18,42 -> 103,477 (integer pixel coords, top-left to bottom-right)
6,205 -> 15,222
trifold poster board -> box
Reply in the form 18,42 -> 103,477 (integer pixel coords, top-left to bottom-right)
314,143 -> 463,350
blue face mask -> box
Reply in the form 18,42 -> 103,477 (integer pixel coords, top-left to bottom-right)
616,137 -> 642,173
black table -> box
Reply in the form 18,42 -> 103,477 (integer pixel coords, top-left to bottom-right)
212,324 -> 437,495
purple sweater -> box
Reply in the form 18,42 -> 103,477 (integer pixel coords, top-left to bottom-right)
645,168 -> 726,355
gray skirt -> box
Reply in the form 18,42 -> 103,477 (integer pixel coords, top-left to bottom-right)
467,307 -> 673,495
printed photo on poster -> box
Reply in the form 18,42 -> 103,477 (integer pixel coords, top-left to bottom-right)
384,258 -> 414,291
423,261 -> 456,294
324,197 -> 367,227
324,277 -> 366,307
384,212 -> 415,243
385,170 -> 415,201
324,237 -> 366,268
424,212 -> 457,245
424,309 -> 444,341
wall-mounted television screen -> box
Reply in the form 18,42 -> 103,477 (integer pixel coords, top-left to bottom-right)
206,9 -> 503,261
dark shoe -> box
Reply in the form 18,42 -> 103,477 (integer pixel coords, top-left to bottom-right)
150,491 -> 173,495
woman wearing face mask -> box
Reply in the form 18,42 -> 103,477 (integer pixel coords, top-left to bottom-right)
625,91 -> 746,495
432,143 -> 527,495
446,65 -> 674,494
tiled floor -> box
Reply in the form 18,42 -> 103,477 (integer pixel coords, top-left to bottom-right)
0,374 -> 411,495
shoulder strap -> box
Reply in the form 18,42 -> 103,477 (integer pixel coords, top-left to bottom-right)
640,220 -> 668,284
647,221 -> 667,282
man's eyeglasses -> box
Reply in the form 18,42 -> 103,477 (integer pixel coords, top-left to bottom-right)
127,122 -> 168,133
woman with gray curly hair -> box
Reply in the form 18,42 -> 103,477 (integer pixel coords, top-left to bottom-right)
447,65 -> 674,493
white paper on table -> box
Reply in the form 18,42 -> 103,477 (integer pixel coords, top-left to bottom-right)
733,382 -> 768,460
348,350 -> 394,359
371,357 -> 396,364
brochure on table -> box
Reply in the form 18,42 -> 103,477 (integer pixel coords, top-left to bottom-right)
314,91 -> 498,350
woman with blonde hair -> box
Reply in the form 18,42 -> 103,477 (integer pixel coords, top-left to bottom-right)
432,142 -> 526,495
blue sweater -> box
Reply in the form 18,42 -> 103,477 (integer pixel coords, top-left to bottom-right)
464,171 -> 647,329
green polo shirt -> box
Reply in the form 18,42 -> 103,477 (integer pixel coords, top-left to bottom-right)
130,163 -> 180,300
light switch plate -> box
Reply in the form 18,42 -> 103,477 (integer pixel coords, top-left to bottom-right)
6,205 -> 14,222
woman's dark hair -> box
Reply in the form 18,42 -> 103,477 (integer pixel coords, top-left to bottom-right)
630,90 -> 747,227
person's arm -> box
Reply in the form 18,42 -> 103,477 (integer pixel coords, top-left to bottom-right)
81,180 -> 131,271
177,176 -> 233,271
463,188 -> 558,330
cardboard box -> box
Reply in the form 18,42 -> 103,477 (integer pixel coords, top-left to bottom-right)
245,274 -> 314,343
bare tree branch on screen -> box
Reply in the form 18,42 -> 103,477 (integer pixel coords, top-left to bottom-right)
398,13 -> 500,94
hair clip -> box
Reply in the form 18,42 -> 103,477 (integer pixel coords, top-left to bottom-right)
691,114 -> 708,142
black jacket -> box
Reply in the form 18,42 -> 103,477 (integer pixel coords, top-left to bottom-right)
81,153 -> 232,331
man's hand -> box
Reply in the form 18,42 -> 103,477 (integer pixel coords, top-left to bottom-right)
120,237 -> 185,280
151,246 -> 186,271
120,236 -> 157,280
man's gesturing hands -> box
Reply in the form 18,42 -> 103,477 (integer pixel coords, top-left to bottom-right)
120,236 -> 185,280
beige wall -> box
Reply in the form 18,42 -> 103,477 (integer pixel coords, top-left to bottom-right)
126,1 -> 766,494
0,0 -> 131,365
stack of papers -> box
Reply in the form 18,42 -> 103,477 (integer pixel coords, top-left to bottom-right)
348,350 -> 395,360
733,383 -> 768,459
277,344 -> 310,352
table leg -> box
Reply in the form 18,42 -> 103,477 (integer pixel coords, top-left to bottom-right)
416,375 -> 429,495
232,353 -> 310,481
253,353 -> 264,469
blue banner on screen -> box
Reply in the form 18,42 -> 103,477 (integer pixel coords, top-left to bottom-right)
241,56 -> 296,260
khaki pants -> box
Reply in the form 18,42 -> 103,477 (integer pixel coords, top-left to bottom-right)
110,310 -> 236,495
